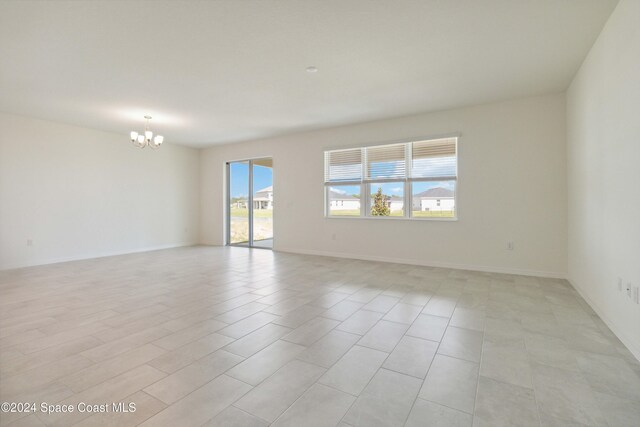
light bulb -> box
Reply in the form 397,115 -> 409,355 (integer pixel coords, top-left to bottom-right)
137,134 -> 145,143
130,131 -> 138,141
154,135 -> 164,145
145,130 -> 153,141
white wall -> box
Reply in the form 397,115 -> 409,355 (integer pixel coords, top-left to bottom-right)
0,113 -> 200,270
201,94 -> 567,277
567,0 -> 640,359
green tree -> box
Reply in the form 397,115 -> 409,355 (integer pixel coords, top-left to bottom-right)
371,187 -> 390,216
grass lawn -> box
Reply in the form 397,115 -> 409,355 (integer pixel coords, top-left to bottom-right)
230,208 -> 273,218
328,209 -> 455,218
229,208 -> 273,243
231,207 -> 454,219
328,209 -> 361,216
412,210 -> 455,218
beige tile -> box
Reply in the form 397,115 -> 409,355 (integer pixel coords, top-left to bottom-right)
419,354 -> 478,414
383,335 -> 438,378
532,363 -> 606,426
406,399 -> 472,427
0,354 -> 93,399
147,333 -> 233,373
140,375 -> 251,427
62,343 -> 166,392
319,345 -> 388,395
480,335 -> 532,388
423,296 -> 457,318
321,300 -> 364,321
5,414 -> 46,426
203,406 -> 268,427
273,304 -> 326,328
223,323 -> 292,358
437,326 -> 483,363
215,301 -> 269,323
473,376 -> 539,427
336,309 -> 384,335
362,295 -> 401,313
80,326 -> 172,362
282,317 -> 339,346
307,291 -> 350,309
343,368 -> 421,426
357,320 -> 408,352
235,359 -> 326,422
272,383 -> 355,427
217,311 -> 279,339
144,349 -> 243,404
225,339 -> 306,385
450,307 -> 486,331
40,364 -> 167,427
152,319 -> 227,350
382,303 -> 423,325
296,329 -> 360,368
406,314 -> 449,342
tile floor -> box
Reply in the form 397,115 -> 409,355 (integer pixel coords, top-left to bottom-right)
0,246 -> 639,426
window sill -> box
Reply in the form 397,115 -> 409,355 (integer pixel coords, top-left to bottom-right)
325,215 -> 458,222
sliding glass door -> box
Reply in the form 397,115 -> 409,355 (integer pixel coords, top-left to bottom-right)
227,158 -> 273,249
228,161 -> 250,246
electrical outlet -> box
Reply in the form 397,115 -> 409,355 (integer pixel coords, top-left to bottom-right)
507,242 -> 514,251
627,282 -> 632,299
618,278 -> 623,291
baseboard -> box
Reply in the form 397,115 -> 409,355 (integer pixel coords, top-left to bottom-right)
275,246 -> 566,279
0,242 -> 198,271
567,278 -> 640,362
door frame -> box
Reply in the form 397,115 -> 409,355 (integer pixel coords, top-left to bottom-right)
226,157 -> 273,249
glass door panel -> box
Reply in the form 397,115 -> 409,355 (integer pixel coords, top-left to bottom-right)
252,158 -> 273,249
228,161 -> 250,245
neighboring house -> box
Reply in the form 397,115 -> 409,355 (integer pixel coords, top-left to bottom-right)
329,190 -> 404,211
232,199 -> 248,209
329,189 -> 360,210
387,196 -> 404,211
412,187 -> 455,211
254,185 -> 273,210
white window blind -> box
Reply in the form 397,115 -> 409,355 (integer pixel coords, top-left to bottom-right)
324,148 -> 362,183
411,138 -> 457,179
324,136 -> 458,219
365,143 -> 406,181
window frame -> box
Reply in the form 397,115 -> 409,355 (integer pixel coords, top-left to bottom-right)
324,135 -> 459,221
365,181 -> 406,219
325,184 -> 365,218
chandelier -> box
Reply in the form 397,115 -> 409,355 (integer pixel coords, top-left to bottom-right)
130,115 -> 164,149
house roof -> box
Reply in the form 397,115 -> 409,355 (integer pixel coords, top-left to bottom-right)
256,185 -> 272,193
414,187 -> 454,198
329,189 -> 359,201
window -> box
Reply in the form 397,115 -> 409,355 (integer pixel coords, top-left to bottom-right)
325,137 -> 457,219
369,182 -> 404,216
327,185 -> 361,216
411,181 -> 456,217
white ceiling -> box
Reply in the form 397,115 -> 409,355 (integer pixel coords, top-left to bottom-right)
0,0 -> 617,147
